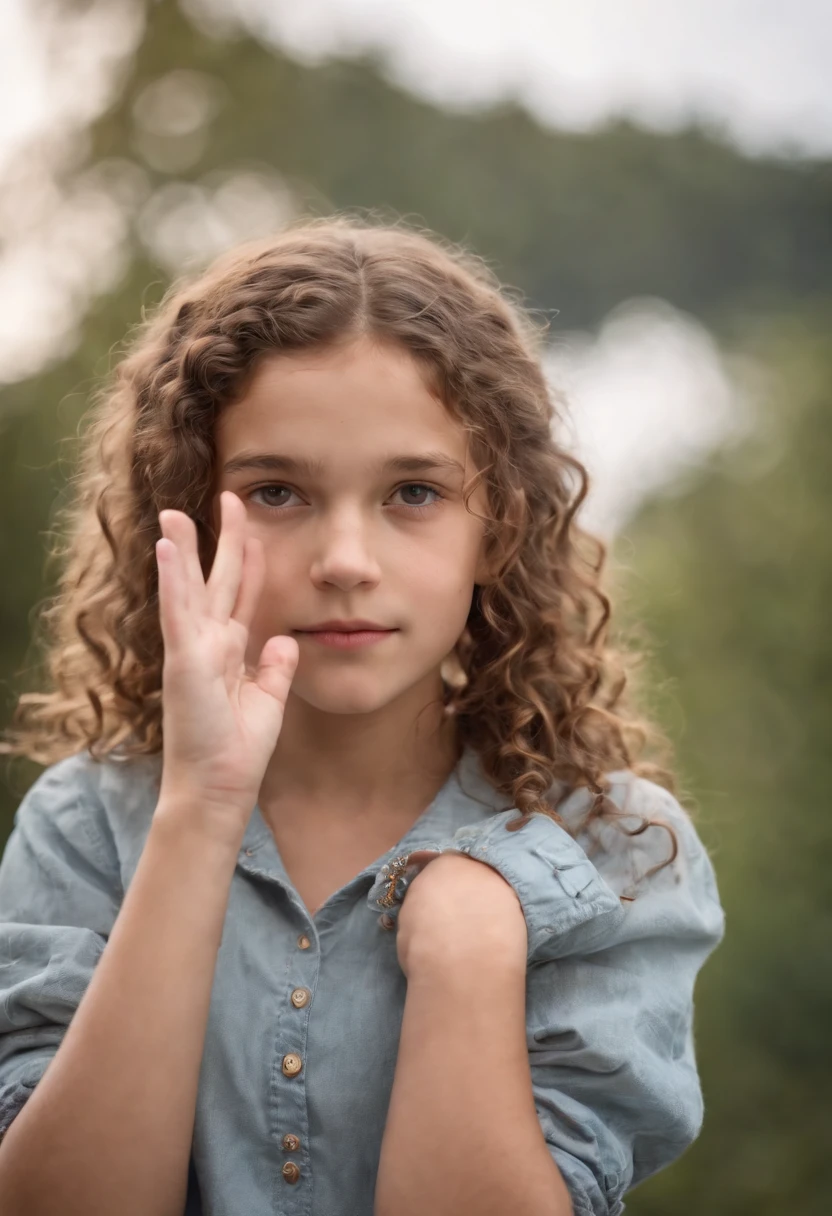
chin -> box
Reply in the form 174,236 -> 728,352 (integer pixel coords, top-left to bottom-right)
291,675 -> 405,717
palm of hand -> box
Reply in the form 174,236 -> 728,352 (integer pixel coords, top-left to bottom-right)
156,491 -> 299,817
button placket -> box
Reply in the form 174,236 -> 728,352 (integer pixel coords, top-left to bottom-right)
276,926 -> 316,1190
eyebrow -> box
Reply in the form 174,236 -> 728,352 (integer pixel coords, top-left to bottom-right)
221,450 -> 466,478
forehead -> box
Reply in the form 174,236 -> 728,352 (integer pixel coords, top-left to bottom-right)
216,337 -> 467,461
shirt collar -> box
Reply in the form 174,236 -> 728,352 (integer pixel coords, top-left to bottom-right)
236,743 -> 511,881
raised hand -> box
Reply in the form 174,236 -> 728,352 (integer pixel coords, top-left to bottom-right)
154,490 -> 299,841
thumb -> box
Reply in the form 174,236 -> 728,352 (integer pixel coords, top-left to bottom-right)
253,634 -> 300,705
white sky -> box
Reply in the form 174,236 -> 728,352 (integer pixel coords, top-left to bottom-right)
544,302 -> 753,537
196,0 -> 832,156
2,0 -> 832,171
0,0 -> 797,535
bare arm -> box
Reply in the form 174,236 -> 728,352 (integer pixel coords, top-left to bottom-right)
375,952 -> 573,1216
0,492 -> 298,1215
0,801 -> 241,1216
374,850 -> 575,1216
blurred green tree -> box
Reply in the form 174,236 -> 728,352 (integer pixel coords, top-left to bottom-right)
616,307 -> 832,1215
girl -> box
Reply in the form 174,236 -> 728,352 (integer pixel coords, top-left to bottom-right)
0,218 -> 724,1216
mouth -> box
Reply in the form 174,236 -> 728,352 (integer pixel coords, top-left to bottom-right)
297,620 -> 394,632
294,626 -> 398,651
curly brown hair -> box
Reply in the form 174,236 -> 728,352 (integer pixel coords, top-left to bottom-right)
1,215 -> 680,874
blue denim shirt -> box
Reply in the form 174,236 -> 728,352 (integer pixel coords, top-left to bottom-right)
0,745 -> 724,1216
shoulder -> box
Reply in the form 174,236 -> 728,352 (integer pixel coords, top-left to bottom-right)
8,747 -> 162,870
555,769 -> 721,909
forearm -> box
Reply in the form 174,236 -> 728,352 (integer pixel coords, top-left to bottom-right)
375,952 -> 573,1216
0,801 -> 241,1216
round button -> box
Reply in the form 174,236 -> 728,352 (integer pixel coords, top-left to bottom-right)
282,1053 -> 303,1077
282,1133 -> 301,1152
379,913 -> 396,930
290,987 -> 311,1008
297,934 -> 311,950
282,1162 -> 301,1184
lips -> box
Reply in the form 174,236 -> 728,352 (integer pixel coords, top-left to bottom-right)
294,624 -> 397,650
297,620 -> 395,633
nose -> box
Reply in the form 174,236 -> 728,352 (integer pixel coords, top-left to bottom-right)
309,507 -> 382,591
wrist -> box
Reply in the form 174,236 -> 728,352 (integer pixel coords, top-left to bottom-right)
152,792 -> 250,855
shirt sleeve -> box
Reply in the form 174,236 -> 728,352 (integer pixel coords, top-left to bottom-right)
368,772 -> 726,1216
0,754 -> 122,1142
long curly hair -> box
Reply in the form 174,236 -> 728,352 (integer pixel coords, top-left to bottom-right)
1,216 -> 681,874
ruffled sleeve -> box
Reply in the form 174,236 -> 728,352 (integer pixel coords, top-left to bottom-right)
368,772 -> 725,1215
0,754 -> 122,1142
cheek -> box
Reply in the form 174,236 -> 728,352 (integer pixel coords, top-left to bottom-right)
427,533 -> 482,591
248,553 -> 298,624
403,549 -> 478,619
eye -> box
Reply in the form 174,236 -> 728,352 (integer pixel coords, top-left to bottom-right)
246,482 -> 444,514
391,483 -> 443,511
248,484 -> 302,511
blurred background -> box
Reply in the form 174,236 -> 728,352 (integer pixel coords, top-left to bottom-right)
0,1 -> 829,1210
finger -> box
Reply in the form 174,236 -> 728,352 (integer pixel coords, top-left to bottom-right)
231,534 -> 264,632
206,491 -> 246,623
160,509 -> 207,614
253,634 -> 299,706
158,513 -> 188,615
156,537 -> 188,650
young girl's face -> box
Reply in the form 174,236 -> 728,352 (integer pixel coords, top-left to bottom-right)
214,335 -> 491,718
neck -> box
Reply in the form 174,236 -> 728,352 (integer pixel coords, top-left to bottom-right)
258,673 -> 461,820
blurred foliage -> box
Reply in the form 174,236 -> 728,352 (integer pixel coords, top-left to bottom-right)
1,1 -> 830,1211
90,0 -> 832,328
612,307 -> 832,1214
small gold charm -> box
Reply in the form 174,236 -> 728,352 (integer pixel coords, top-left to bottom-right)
377,853 -> 412,909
